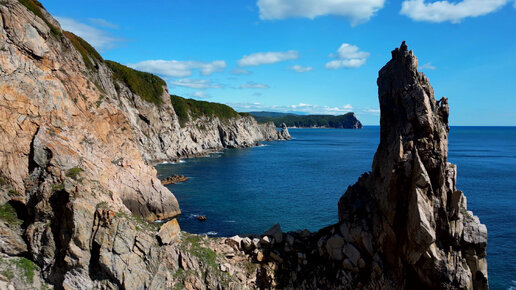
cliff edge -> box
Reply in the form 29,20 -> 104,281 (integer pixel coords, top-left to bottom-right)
0,0 -> 288,288
0,0 -> 487,288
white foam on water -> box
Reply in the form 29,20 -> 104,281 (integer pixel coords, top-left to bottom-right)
158,159 -> 185,165
224,220 -> 236,223
508,280 -> 516,290
206,231 -> 218,236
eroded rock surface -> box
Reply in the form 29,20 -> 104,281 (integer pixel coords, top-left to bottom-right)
0,0 -> 486,288
234,42 -> 488,290
0,0 -> 287,288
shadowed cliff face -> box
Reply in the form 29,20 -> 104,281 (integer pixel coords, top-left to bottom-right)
231,42 -> 488,290
338,41 -> 488,289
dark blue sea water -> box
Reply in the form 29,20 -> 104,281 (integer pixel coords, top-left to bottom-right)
155,127 -> 516,289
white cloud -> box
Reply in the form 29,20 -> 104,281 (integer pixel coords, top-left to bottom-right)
238,50 -> 299,67
56,17 -> 123,50
171,79 -> 222,89
326,43 -> 369,69
363,108 -> 380,115
420,62 -> 436,70
230,68 -> 253,75
400,0 -> 509,23
228,102 -> 354,114
257,0 -> 385,25
88,18 -> 118,29
128,60 -> 227,78
191,91 -> 211,99
240,82 -> 270,89
290,65 -> 313,72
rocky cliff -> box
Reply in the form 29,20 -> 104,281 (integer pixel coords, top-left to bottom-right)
0,0 -> 287,288
0,0 -> 487,289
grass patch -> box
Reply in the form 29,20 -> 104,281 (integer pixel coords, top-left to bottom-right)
63,31 -> 103,70
0,177 -> 6,186
105,60 -> 165,106
18,0 -> 61,37
170,95 -> 239,126
8,189 -> 21,197
51,183 -> 65,192
96,202 -> 108,210
181,234 -> 218,270
12,258 -> 38,283
65,167 -> 83,181
0,203 -> 22,225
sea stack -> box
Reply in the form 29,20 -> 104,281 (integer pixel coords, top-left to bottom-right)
339,41 -> 488,289
280,123 -> 291,140
239,42 -> 488,290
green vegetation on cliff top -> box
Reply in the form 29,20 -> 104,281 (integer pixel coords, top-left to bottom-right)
0,202 -> 22,225
17,0 -> 61,37
63,31 -> 103,70
106,60 -> 166,106
251,112 -> 362,128
17,0 -> 166,106
170,95 -> 240,126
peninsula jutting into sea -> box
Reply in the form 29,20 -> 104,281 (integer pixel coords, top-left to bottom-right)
2,0 -> 515,289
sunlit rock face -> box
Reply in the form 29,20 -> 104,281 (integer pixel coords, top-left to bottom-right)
0,0 -> 487,287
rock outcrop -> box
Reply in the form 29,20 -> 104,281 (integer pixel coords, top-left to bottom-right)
0,0 -> 288,288
173,115 -> 290,159
339,41 -> 488,289
0,0 -> 487,288
232,42 -> 488,289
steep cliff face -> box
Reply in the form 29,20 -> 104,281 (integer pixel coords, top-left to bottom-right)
175,115 -> 290,158
0,0 -> 287,288
0,1 -> 487,289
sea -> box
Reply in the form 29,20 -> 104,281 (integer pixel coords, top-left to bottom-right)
155,127 -> 516,289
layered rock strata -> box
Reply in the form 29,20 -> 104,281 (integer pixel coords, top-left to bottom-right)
0,0 -> 287,288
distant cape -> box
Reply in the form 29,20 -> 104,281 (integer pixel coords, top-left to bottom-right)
249,111 -> 363,129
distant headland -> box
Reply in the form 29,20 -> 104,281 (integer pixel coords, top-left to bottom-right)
249,111 -> 363,129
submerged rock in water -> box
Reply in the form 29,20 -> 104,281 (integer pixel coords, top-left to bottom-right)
161,174 -> 189,185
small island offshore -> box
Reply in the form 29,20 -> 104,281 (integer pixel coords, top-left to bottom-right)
0,0 -> 489,289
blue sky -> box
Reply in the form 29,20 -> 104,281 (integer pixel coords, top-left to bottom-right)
41,0 -> 516,125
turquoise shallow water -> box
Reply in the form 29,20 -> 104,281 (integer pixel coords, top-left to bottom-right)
155,126 -> 516,289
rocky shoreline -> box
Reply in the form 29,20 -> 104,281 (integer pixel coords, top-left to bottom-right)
0,0 -> 487,288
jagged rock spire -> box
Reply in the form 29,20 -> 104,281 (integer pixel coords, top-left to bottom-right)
339,42 -> 488,289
